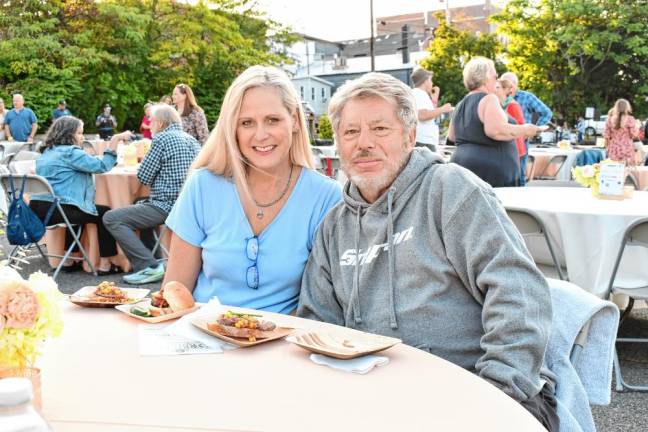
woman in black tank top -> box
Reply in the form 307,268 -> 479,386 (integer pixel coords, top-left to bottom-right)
447,57 -> 541,188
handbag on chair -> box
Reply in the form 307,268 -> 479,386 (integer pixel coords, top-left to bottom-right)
6,174 -> 57,246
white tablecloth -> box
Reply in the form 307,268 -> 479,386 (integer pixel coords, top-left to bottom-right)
495,187 -> 648,297
528,148 -> 581,181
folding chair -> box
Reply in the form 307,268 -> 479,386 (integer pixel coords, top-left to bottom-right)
0,174 -> 97,280
152,225 -> 169,261
506,207 -> 566,280
525,154 -> 536,181
534,154 -> 568,180
9,151 -> 40,175
607,217 -> 648,392
624,173 -> 639,190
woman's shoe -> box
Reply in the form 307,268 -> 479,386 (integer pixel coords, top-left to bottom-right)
61,261 -> 83,273
96,265 -> 124,276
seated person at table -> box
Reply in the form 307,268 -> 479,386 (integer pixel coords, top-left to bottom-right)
162,65 -> 341,314
297,72 -> 558,430
103,105 -> 201,284
448,57 -> 541,187
29,116 -> 131,274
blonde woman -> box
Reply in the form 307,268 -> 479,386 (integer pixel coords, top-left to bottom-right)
163,66 -> 341,313
604,98 -> 640,166
172,83 -> 209,144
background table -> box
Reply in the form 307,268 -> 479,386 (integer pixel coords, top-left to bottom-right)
40,302 -> 544,432
495,186 -> 648,297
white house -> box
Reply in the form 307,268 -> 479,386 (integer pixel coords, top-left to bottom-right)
291,75 -> 334,117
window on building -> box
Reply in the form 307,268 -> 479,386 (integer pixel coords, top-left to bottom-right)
321,88 -> 325,99
311,87 -> 315,101
300,86 -> 304,99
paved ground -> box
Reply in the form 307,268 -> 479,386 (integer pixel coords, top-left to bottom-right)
3,239 -> 647,431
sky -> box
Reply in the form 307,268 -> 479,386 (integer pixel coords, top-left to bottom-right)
255,0 -> 491,41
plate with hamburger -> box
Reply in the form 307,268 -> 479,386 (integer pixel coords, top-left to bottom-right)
191,310 -> 294,347
69,281 -> 149,308
115,281 -> 199,323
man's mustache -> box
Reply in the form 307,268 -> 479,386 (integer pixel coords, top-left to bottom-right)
351,150 -> 382,161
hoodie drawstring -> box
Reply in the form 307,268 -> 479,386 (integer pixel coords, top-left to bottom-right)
352,208 -> 362,324
387,189 -> 398,329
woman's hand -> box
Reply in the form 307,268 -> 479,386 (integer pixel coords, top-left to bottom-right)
108,131 -> 134,150
521,124 -> 543,138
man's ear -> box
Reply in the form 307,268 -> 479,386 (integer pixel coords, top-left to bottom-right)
407,127 -> 416,150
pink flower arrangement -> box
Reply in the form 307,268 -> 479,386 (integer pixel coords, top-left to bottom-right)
0,281 -> 40,330
0,267 -> 63,368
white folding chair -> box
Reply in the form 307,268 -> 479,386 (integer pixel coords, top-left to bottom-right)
506,207 -> 566,280
607,217 -> 648,392
0,174 -> 97,279
152,225 -> 169,262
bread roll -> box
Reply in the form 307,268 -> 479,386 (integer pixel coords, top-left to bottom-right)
163,281 -> 195,311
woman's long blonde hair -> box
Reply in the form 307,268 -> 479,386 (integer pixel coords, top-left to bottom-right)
191,65 -> 314,199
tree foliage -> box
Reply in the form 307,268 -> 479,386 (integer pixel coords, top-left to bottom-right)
419,13 -> 504,107
0,0 -> 295,134
492,0 -> 648,120
317,114 -> 333,140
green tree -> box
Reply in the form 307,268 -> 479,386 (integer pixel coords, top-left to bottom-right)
317,114 -> 333,140
419,13 -> 504,107
492,0 -> 648,120
0,0 -> 294,134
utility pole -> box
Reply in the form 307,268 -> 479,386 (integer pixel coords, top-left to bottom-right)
369,0 -> 375,71
443,0 -> 451,25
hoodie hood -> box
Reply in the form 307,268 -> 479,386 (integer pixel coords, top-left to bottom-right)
342,148 -> 444,329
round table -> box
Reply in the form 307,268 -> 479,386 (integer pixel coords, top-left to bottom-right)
495,186 -> 648,297
40,302 -> 544,432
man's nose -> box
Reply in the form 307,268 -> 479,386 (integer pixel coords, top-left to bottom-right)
357,127 -> 375,150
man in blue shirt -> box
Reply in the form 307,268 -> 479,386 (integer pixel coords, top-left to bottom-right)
500,72 -> 552,186
103,104 -> 200,284
4,94 -> 38,142
52,100 -> 71,120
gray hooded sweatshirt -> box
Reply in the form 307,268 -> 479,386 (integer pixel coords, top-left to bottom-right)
297,148 -> 552,403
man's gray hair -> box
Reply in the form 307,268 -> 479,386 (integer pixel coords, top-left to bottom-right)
151,104 -> 181,128
463,57 -> 495,91
500,72 -> 518,87
328,72 -> 417,134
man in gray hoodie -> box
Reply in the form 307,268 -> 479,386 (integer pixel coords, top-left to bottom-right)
297,72 -> 558,430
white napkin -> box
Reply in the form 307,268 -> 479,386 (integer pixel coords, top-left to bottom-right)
164,298 -> 238,352
310,353 -> 389,374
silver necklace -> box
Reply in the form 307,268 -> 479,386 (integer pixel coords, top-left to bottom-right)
253,164 -> 294,219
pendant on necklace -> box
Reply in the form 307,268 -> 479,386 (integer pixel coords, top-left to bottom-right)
256,209 -> 264,219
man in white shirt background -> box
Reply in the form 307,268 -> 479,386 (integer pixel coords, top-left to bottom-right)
410,68 -> 453,152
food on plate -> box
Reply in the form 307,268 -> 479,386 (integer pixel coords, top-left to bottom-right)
130,281 -> 195,317
94,281 -> 126,299
77,281 -> 131,303
207,311 -> 277,342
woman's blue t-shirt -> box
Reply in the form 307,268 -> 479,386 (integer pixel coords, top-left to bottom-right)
166,167 -> 341,314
